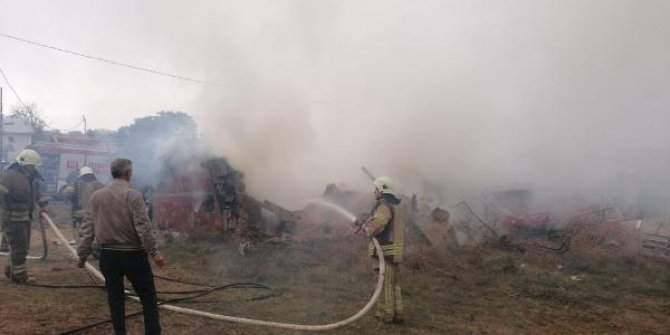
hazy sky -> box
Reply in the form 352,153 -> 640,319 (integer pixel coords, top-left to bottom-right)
1,1 -> 669,208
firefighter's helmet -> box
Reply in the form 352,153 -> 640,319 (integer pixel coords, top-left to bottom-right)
16,149 -> 42,167
80,166 -> 94,176
373,176 -> 395,195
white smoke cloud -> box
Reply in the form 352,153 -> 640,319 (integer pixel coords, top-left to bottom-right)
4,0 -> 670,213
186,1 -> 670,212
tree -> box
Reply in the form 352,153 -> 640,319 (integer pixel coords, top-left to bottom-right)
116,111 -> 198,187
10,103 -> 48,141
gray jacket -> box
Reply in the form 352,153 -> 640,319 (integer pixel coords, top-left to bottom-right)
77,179 -> 160,259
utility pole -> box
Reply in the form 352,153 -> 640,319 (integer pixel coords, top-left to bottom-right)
0,87 -> 4,164
82,114 -> 87,135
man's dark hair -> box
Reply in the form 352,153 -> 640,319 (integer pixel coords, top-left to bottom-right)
110,158 -> 133,178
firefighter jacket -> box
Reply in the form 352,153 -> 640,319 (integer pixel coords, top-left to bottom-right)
62,175 -> 104,219
366,194 -> 404,262
77,179 -> 160,260
0,162 -> 47,223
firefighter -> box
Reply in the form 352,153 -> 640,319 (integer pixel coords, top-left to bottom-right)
357,176 -> 404,323
0,149 -> 48,284
62,166 -> 105,243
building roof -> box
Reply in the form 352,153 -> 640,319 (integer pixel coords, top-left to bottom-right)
34,133 -> 119,155
2,115 -> 34,135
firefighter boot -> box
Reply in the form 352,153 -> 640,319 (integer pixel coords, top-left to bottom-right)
374,311 -> 395,324
10,273 -> 36,285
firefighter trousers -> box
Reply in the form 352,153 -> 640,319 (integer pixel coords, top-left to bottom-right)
72,217 -> 84,241
3,221 -> 31,282
375,258 -> 403,322
0,233 -> 8,251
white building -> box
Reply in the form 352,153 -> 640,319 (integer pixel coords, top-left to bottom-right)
1,115 -> 34,163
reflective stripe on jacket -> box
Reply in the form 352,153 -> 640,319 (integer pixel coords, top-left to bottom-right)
366,197 -> 404,262
0,165 -> 44,223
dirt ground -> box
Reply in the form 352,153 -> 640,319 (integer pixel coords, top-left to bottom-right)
1,203 -> 670,334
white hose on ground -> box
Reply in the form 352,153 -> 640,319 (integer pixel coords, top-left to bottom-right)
40,212 -> 105,279
41,199 -> 386,331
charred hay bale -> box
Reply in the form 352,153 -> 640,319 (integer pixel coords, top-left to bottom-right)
564,218 -> 639,259
431,207 -> 450,224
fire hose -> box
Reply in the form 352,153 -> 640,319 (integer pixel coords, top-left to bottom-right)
56,282 -> 278,335
40,199 -> 387,332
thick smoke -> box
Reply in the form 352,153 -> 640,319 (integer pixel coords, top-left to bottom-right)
6,1 -> 669,214
185,1 -> 670,216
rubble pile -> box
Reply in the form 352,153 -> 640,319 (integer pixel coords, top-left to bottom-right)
152,157 -> 296,246
316,178 -> 670,266
147,155 -> 670,265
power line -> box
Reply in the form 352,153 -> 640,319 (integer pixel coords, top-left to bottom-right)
0,32 -> 209,85
0,64 -> 26,106
62,119 -> 84,131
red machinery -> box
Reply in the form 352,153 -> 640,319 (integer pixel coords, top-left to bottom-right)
503,212 -> 559,232
152,173 -> 224,234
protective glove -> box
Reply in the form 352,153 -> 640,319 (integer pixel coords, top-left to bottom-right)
38,198 -> 49,208
77,258 -> 86,269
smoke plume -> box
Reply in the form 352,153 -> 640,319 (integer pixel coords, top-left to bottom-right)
9,1 -> 669,213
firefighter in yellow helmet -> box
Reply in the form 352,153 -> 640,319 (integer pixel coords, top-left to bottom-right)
62,166 -> 105,244
0,149 -> 48,284
357,176 -> 404,323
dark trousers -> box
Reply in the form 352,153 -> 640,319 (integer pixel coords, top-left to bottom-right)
0,233 -> 9,251
99,249 -> 161,335
3,221 -> 31,281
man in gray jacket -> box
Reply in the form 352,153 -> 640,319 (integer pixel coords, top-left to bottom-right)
77,158 -> 165,335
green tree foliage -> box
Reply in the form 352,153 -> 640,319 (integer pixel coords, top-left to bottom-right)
116,111 -> 197,186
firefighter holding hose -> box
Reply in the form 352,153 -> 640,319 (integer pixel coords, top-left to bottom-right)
355,176 -> 404,324
0,149 -> 48,284
62,166 -> 104,244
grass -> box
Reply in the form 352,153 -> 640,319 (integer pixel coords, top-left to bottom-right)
1,202 -> 670,334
